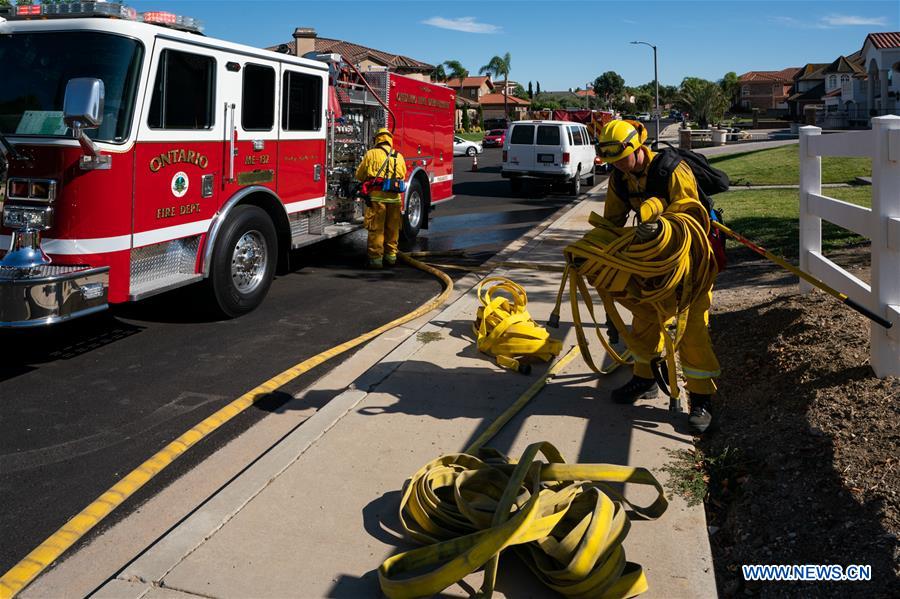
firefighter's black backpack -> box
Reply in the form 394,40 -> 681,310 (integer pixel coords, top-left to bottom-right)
610,141 -> 730,269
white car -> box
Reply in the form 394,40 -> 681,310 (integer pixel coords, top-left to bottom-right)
637,112 -> 652,122
501,120 -> 596,196
453,136 -> 483,156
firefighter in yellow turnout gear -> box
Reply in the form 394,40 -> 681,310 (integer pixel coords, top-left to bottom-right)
356,128 -> 408,268
597,119 -> 719,433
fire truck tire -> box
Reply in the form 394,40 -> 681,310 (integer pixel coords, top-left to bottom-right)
401,179 -> 426,243
209,205 -> 277,317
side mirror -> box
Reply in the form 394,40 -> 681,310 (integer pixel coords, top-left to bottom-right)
63,78 -> 104,130
63,78 -> 110,170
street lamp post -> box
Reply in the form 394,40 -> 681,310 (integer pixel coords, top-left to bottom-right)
631,41 -> 659,141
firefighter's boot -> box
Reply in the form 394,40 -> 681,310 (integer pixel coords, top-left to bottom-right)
610,375 -> 659,404
384,254 -> 397,267
367,257 -> 383,270
688,393 -> 713,434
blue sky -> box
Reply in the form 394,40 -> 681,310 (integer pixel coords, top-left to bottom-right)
127,0 -> 899,89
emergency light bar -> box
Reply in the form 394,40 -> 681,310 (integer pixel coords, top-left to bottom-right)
2,2 -> 204,34
141,11 -> 204,33
10,2 -> 137,21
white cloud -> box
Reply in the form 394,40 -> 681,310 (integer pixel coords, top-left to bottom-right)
821,14 -> 887,27
422,17 -> 501,34
771,14 -> 888,29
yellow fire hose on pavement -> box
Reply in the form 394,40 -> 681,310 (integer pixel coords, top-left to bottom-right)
379,275 -> 669,597
474,276 -> 563,373
0,253 -> 452,599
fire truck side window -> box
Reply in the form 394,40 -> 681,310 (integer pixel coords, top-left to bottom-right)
242,64 -> 276,131
282,71 -> 322,131
148,49 -> 216,130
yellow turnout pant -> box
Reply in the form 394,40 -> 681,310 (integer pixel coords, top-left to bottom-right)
365,201 -> 402,261
621,287 -> 720,394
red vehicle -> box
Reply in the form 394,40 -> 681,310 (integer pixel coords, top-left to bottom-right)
482,129 -> 506,148
0,4 -> 454,326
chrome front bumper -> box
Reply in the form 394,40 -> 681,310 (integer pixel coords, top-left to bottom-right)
0,264 -> 110,327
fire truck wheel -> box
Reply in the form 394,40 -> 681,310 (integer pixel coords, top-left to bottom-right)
209,205 -> 277,317
401,179 -> 425,243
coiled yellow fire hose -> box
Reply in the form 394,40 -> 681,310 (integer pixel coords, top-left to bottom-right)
553,200 -> 716,407
379,438 -> 667,599
474,276 -> 563,373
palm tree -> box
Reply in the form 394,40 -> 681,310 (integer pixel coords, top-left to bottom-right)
679,78 -> 727,129
443,60 -> 469,130
479,52 -> 512,120
431,63 -> 447,83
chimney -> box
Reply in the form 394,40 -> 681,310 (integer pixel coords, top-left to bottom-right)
293,27 -> 317,58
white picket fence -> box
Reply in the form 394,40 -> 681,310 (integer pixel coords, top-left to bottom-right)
799,116 -> 900,377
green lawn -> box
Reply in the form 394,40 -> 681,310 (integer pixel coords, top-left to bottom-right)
458,132 -> 485,142
710,145 -> 871,186
715,186 -> 871,259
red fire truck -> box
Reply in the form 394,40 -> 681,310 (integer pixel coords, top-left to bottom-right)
0,3 -> 455,326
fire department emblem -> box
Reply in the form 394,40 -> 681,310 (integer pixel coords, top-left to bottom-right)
171,172 -> 189,198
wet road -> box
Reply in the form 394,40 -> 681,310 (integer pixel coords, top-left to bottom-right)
0,150 -> 587,573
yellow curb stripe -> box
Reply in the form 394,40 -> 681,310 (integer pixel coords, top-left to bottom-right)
0,254 -> 452,599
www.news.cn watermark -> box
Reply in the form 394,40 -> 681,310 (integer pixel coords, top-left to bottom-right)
742,564 -> 872,582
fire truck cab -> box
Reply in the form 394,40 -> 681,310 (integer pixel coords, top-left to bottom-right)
0,4 -> 454,326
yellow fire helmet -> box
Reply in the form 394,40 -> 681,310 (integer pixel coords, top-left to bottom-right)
373,127 -> 393,146
597,119 -> 647,163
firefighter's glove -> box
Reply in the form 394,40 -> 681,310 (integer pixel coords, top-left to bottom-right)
635,220 -> 662,242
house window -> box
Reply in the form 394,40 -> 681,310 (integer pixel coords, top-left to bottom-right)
742,86 -> 749,96
828,75 -> 837,87
841,74 -> 850,84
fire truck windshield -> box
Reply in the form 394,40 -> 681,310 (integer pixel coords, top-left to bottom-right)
0,32 -> 143,143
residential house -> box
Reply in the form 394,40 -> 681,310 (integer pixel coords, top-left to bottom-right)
444,76 -> 494,129
859,32 -> 900,118
739,68 -> 801,111
820,53 -> 868,127
479,93 -> 530,121
493,80 -> 521,96
787,63 -> 828,120
268,28 -> 434,81
444,76 -> 494,102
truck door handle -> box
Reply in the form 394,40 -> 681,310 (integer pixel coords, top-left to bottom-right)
313,164 -> 322,181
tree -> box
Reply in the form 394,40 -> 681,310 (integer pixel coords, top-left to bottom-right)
536,81 -> 541,95
479,52 -> 512,122
678,77 -> 727,128
443,60 -> 468,129
633,91 -> 653,112
461,107 -> 470,131
527,81 -> 533,99
443,60 -> 469,97
719,71 -> 740,111
592,71 -> 625,109
512,83 -> 528,100
431,64 -> 447,83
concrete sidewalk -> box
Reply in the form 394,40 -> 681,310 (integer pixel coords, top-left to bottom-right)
90,190 -> 716,599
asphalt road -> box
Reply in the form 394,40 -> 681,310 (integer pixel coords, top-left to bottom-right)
0,150 -> 586,574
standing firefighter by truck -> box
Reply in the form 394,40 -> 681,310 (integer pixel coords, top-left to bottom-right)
0,3 -> 454,326
356,128 -> 407,269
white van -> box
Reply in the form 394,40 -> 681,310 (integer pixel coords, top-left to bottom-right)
501,120 -> 596,195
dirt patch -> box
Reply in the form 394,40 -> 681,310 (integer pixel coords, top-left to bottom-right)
704,247 -> 899,597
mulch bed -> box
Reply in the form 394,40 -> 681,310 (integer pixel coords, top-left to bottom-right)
703,248 -> 899,597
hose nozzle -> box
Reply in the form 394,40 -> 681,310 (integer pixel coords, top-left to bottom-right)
547,312 -> 561,328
